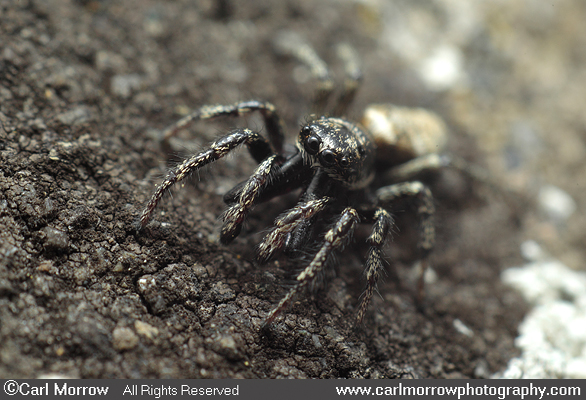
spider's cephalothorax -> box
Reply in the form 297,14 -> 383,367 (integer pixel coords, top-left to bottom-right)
298,117 -> 375,189
138,32 -> 461,326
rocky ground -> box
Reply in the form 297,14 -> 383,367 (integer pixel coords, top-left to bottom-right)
1,0 -> 584,378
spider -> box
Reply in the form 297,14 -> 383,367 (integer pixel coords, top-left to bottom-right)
138,32 -> 470,326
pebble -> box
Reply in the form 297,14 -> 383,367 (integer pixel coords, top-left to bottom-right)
537,184 -> 576,222
112,327 -> 139,351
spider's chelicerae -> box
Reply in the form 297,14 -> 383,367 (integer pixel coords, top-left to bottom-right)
139,32 -> 474,326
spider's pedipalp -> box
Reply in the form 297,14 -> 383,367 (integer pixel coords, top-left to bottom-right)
138,128 -> 273,230
257,196 -> 331,263
263,207 -> 359,327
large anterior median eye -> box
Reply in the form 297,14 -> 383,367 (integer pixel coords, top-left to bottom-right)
320,149 -> 336,166
304,134 -> 321,155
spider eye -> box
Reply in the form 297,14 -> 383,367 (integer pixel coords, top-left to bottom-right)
320,149 -> 336,166
304,135 -> 321,155
339,156 -> 350,167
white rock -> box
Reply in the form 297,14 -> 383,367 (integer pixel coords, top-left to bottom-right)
498,252 -> 586,378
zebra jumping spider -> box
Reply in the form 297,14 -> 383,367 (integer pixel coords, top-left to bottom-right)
138,32 -> 477,326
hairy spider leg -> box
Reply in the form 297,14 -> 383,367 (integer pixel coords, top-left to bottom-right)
375,181 -> 435,306
263,207 -> 360,327
222,152 -> 307,205
384,153 -> 488,183
138,128 -> 274,229
356,207 -> 394,324
385,153 -> 520,214
273,32 -> 363,117
161,100 -> 287,156
332,42 -> 363,117
220,154 -> 282,244
273,31 -> 334,116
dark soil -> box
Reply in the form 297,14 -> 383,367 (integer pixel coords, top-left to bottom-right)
2,0 -> 584,379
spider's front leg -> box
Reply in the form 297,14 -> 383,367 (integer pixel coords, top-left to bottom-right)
138,128 -> 275,230
263,207 -> 360,327
220,154 -> 282,243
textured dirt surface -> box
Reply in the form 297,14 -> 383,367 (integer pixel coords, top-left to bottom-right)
1,0 -> 584,378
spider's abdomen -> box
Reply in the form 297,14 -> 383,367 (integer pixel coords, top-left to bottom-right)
298,117 -> 376,189
362,104 -> 448,166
